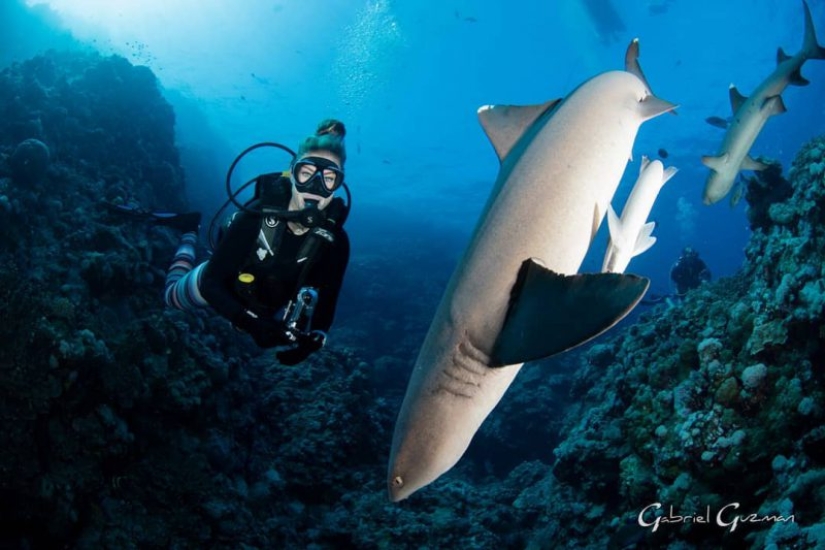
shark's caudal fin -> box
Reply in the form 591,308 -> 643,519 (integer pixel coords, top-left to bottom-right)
625,38 -> 679,117
490,259 -> 649,366
802,0 -> 825,61
788,1 -> 825,85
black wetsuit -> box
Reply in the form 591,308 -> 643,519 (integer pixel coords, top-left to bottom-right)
200,187 -> 349,335
670,255 -> 710,297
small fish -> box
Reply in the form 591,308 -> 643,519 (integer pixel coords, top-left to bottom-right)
455,11 -> 477,22
730,178 -> 745,207
705,116 -> 729,129
657,148 -> 668,159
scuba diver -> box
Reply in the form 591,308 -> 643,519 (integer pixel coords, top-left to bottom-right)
670,246 -> 711,297
638,247 -> 712,307
115,119 -> 350,365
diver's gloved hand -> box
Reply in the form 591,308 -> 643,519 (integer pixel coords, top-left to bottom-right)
233,310 -> 291,348
276,330 -> 326,366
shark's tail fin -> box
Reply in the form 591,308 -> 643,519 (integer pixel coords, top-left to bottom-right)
784,1 -> 825,86
802,0 -> 825,61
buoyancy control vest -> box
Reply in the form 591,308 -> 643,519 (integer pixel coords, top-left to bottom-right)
233,173 -> 347,310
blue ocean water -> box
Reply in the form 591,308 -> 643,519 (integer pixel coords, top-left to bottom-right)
9,0 -> 824,290
3,0 -> 825,548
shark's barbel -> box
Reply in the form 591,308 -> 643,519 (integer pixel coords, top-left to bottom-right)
702,0 -> 825,205
602,156 -> 677,274
387,39 -> 677,502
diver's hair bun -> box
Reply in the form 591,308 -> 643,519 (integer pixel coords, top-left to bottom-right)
316,119 -> 346,139
297,118 -> 348,166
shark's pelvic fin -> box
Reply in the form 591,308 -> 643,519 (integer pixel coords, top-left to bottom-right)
490,259 -> 650,366
761,95 -> 787,115
477,100 -> 562,162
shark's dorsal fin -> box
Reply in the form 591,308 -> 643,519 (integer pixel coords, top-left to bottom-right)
491,260 -> 650,365
477,101 -> 561,162
777,47 -> 792,65
729,85 -> 747,113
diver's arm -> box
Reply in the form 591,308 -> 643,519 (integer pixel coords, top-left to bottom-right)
698,260 -> 711,282
201,211 -> 261,322
307,230 -> 350,333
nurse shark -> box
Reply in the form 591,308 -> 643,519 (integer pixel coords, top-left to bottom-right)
387,39 -> 677,501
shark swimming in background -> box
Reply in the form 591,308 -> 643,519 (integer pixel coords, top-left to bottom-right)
387,38 -> 677,502
702,0 -> 825,205
602,156 -> 678,274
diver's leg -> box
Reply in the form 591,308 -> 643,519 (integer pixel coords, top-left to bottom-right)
164,231 -> 209,310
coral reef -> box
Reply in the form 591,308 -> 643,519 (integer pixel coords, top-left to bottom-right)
10,137 -> 50,184
535,135 -> 825,548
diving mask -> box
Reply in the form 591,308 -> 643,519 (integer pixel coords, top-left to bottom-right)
291,156 -> 344,198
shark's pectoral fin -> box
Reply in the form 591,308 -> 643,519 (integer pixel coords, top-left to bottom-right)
662,166 -> 678,185
639,155 -> 651,175
701,153 -> 729,172
639,95 -> 678,121
490,259 -> 650,366
741,156 -> 769,171
632,222 -> 657,256
478,100 -> 562,161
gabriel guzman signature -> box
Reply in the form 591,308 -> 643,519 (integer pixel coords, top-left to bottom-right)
638,503 -> 795,533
